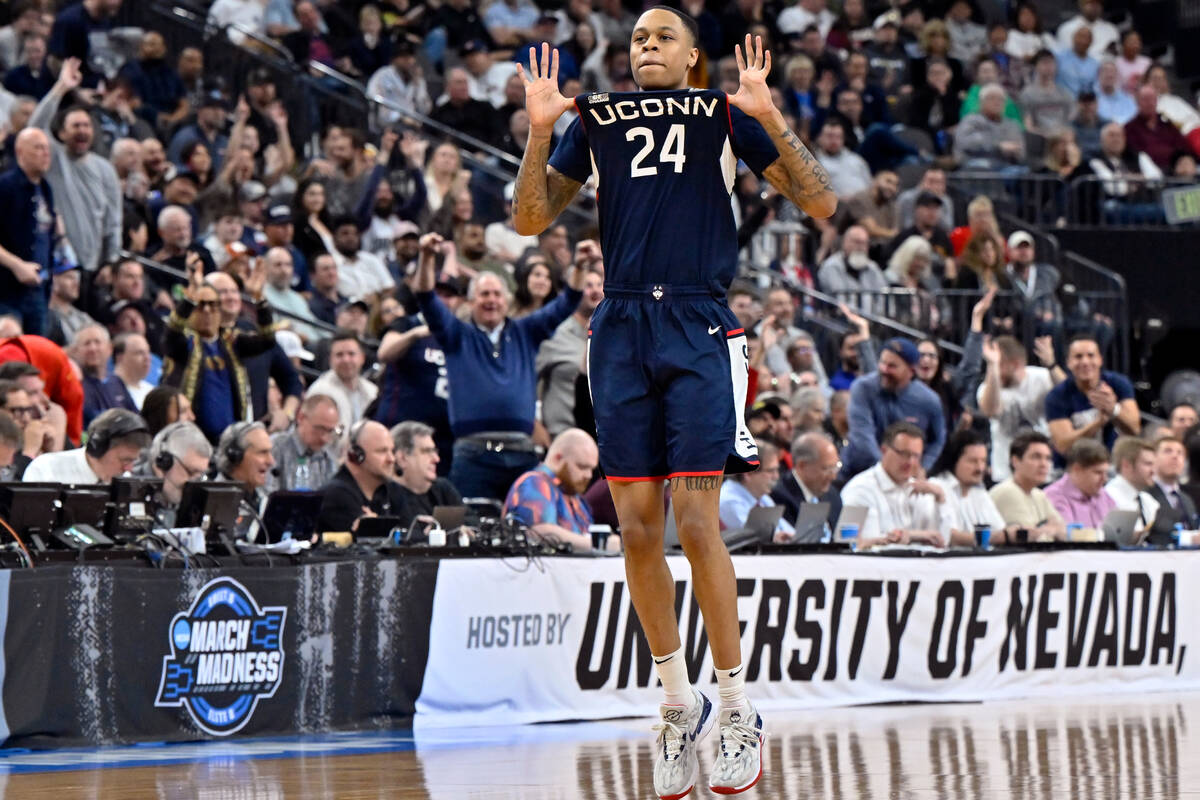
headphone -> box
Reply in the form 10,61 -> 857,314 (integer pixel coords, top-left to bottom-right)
84,409 -> 149,458
347,420 -> 368,465
220,421 -> 263,472
153,422 -> 188,472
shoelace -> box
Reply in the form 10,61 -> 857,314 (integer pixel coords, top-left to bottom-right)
652,717 -> 687,760
718,718 -> 760,759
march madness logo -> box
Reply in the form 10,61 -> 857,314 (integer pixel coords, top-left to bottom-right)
155,578 -> 287,736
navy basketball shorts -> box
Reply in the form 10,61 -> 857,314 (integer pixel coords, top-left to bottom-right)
587,284 -> 759,482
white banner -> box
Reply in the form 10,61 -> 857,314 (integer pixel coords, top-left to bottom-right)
415,551 -> 1199,728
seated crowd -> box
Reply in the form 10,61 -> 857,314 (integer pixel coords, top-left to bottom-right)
0,0 -> 1193,548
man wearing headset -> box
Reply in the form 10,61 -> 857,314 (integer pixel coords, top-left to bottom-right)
317,420 -> 404,534
142,421 -> 214,527
23,407 -> 150,483
214,421 -> 276,539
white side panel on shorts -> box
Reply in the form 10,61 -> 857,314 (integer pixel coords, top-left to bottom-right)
719,136 -> 736,196
726,333 -> 758,461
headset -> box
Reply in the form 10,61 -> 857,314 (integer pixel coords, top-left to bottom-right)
219,421 -> 264,474
84,409 -> 150,458
153,422 -> 189,473
347,420 -> 368,465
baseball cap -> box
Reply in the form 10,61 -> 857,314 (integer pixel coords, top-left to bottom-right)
535,12 -> 558,26
246,67 -> 275,87
165,166 -> 200,186
275,329 -> 314,362
873,10 -> 900,29
881,337 -> 920,367
462,39 -> 489,56
337,297 -> 371,315
1007,230 -> 1035,249
914,190 -> 943,207
199,90 -> 227,109
394,220 -> 420,239
265,204 -> 292,225
239,180 -> 267,203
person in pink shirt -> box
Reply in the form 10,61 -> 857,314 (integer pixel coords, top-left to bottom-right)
1044,438 -> 1116,528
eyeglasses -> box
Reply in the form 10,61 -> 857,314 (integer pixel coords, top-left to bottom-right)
6,405 -> 35,418
889,448 -> 922,462
311,423 -> 345,438
194,300 -> 218,311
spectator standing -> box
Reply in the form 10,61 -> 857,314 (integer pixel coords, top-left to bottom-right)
0,128 -> 55,336
413,231 -> 583,500
1045,333 -> 1139,462
504,428 -> 603,550
28,57 -> 121,273
840,421 -> 953,546
266,393 -> 340,493
841,337 -> 946,479
1004,230 -> 1063,335
1043,438 -> 1116,528
162,255 -> 277,441
390,421 -> 463,529
307,331 -> 378,433
47,0 -> 121,88
977,335 -> 1063,481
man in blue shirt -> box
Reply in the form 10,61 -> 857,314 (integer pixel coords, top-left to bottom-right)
1057,26 -> 1099,98
841,337 -> 946,480
0,128 -> 56,337
503,428 -> 602,551
1045,333 -> 1140,464
47,0 -> 120,89
412,231 -> 583,500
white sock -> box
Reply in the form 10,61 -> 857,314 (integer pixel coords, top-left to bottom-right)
653,646 -> 693,707
714,664 -> 747,711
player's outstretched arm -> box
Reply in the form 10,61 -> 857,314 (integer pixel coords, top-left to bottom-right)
728,35 -> 837,220
512,43 -> 583,235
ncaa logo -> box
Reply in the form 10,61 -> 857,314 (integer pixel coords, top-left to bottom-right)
155,578 -> 287,736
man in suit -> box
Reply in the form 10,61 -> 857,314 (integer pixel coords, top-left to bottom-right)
1147,436 -> 1198,541
772,431 -> 843,538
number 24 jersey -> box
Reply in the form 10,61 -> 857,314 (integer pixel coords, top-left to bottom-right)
549,89 -> 780,290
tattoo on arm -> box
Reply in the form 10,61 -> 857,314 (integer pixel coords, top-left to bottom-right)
512,134 -> 582,234
761,120 -> 836,216
668,475 -> 722,492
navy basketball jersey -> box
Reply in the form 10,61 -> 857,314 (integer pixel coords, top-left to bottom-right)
549,89 -> 779,289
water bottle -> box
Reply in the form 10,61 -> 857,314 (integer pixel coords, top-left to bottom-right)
294,456 -> 311,491
1066,523 -> 1083,542
1172,523 -> 1184,548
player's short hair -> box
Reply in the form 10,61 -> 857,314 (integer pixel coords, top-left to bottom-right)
645,6 -> 700,47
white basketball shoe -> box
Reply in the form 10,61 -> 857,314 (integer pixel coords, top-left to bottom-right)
652,689 -> 716,799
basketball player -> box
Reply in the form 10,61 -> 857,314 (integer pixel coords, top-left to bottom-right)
512,9 -> 836,798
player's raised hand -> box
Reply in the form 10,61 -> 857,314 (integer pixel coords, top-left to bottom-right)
728,34 -> 774,120
517,43 -> 574,135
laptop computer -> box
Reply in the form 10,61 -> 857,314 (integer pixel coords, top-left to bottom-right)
791,502 -> 831,544
433,505 -> 467,531
833,505 -> 869,542
261,490 -> 326,544
1102,509 -> 1146,546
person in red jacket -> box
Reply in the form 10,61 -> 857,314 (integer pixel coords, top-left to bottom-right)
0,334 -> 84,443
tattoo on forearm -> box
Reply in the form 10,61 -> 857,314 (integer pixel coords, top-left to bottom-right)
668,475 -> 722,492
763,121 -> 835,209
513,137 -> 581,232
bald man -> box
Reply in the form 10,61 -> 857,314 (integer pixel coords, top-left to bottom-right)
0,127 -> 56,336
262,246 -> 323,342
504,428 -> 616,552
317,420 -> 407,534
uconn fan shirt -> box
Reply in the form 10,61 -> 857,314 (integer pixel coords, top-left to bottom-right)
549,89 -> 779,289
